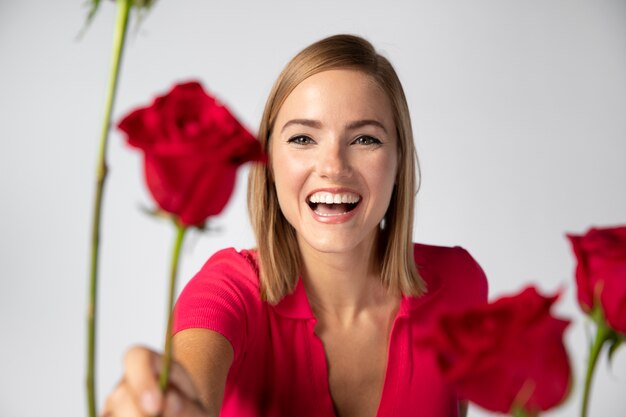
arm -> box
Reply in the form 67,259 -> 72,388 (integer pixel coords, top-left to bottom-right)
102,250 -> 251,416
172,328 -> 234,413
101,330 -> 233,417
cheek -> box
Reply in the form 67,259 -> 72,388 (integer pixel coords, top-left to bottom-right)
364,151 -> 398,191
365,153 -> 398,218
271,152 -> 306,214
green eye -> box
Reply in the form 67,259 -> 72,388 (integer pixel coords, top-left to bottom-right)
353,135 -> 382,145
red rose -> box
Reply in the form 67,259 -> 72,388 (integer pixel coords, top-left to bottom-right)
118,81 -> 264,226
567,226 -> 626,334
428,287 -> 571,414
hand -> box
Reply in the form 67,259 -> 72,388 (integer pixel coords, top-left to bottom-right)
101,346 -> 210,417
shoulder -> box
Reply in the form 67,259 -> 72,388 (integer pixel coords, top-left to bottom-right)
173,248 -> 263,356
178,247 -> 262,308
197,247 -> 260,281
413,243 -> 486,279
176,246 -> 261,295
411,242 -> 489,307
179,247 -> 261,295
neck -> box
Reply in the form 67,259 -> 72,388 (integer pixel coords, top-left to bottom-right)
297,233 -> 397,323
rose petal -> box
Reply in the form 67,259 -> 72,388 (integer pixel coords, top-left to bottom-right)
428,287 -> 571,414
118,80 -> 266,225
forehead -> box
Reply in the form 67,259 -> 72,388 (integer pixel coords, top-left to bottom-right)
274,69 -> 395,130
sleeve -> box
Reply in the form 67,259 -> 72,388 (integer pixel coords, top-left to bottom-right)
452,246 -> 489,305
172,248 -> 262,361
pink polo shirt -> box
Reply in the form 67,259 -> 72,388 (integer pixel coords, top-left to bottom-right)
173,243 -> 488,417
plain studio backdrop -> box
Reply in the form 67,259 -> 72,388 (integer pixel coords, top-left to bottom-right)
1,1 -> 625,416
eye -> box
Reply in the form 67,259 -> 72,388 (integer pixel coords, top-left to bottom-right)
353,135 -> 382,145
287,135 -> 315,145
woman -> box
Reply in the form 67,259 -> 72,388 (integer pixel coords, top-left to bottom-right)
102,34 -> 487,417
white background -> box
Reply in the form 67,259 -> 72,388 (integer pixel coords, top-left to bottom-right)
1,1 -> 625,416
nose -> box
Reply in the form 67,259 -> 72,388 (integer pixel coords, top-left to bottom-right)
317,141 -> 351,180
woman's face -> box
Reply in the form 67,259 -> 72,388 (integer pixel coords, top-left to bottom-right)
270,69 -> 398,258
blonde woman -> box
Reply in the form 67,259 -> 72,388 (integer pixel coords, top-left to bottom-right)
102,34 -> 487,417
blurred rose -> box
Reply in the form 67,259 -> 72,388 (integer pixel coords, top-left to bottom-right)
427,287 -> 571,415
568,226 -> 626,334
118,81 -> 264,226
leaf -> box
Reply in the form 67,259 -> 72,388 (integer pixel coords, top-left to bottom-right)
136,0 -> 157,7
138,204 -> 171,220
607,333 -> 623,367
85,0 -> 103,26
131,0 -> 158,35
76,0 -> 103,40
78,0 -> 159,40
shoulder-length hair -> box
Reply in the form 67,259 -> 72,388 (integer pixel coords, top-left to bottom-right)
248,34 -> 425,304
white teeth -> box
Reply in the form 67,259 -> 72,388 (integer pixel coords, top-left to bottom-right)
308,191 -> 360,204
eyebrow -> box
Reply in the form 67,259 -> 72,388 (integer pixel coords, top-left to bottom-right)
346,119 -> 388,133
280,119 -> 322,133
280,118 -> 388,134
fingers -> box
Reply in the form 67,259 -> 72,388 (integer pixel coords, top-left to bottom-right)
163,387 -> 208,417
101,345 -> 208,417
123,346 -> 164,415
153,354 -> 201,404
101,382 -> 208,417
125,345 -> 201,404
101,380 -> 147,417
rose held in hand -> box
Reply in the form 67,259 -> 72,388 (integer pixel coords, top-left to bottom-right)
568,226 -> 626,334
118,81 -> 264,226
429,287 -> 571,415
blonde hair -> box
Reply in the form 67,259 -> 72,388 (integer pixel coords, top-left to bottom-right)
248,34 -> 425,303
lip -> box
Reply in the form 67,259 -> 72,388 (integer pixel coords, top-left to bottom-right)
305,187 -> 361,224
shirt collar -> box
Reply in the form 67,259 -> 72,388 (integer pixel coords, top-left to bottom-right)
272,278 -> 316,319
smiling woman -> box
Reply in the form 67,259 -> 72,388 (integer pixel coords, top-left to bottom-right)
249,36 -> 426,305
102,34 -> 488,417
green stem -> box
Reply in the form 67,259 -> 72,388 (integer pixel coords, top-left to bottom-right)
159,224 -> 187,391
581,320 -> 611,417
512,409 -> 533,417
86,1 -> 132,416
511,404 -> 538,417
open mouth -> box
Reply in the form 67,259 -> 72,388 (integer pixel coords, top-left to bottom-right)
307,191 -> 361,217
